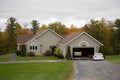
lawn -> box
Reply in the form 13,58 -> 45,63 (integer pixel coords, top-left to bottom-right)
0,54 -> 10,62
16,56 -> 58,61
0,62 -> 73,80
106,55 -> 120,63
0,54 -> 58,62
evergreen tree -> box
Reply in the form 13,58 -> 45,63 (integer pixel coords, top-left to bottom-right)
21,44 -> 26,57
31,20 -> 39,34
5,17 -> 17,52
66,46 -> 71,59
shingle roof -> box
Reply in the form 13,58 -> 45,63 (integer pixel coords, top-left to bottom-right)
58,32 -> 103,46
59,32 -> 82,44
17,29 -> 64,44
17,34 -> 35,44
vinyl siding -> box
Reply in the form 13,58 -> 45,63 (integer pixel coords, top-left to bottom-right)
36,30 -> 62,53
59,33 -> 101,57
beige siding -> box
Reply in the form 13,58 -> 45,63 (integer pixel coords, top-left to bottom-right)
26,40 -> 40,55
61,33 -> 101,57
36,30 -> 62,53
58,45 -> 67,57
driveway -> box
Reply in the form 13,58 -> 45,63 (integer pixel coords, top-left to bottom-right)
74,60 -> 120,80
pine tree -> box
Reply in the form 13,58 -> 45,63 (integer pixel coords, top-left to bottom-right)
66,46 -> 71,59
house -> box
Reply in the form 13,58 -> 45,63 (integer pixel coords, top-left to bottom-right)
17,29 -> 103,58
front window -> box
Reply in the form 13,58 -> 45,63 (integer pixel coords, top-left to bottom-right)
30,42 -> 37,50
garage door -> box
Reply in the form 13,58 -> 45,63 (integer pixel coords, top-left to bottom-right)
73,47 -> 94,58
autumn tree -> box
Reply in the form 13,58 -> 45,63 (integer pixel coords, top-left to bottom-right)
48,21 -> 66,34
0,28 -> 2,54
70,24 -> 80,32
15,22 -> 23,34
31,20 -> 39,34
84,19 -> 113,55
38,24 -> 48,31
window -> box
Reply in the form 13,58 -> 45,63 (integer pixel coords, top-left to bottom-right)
30,46 -> 37,50
35,46 -> 37,50
30,42 -> 37,50
30,46 -> 32,50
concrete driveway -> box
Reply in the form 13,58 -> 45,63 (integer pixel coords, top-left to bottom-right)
74,60 -> 120,80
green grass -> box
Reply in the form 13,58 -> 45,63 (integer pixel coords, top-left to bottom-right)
0,54 -> 10,62
16,56 -> 58,61
0,54 -> 58,62
0,62 -> 73,80
106,55 -> 120,63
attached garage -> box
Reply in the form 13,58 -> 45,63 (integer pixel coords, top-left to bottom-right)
58,32 -> 103,58
73,47 -> 94,58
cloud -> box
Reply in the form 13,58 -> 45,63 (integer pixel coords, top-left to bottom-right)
0,0 -> 120,31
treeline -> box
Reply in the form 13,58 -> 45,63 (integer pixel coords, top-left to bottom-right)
0,17 -> 120,55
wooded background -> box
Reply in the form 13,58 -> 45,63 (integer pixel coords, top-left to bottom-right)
0,17 -> 120,55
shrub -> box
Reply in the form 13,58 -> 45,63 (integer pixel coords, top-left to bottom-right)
21,44 -> 26,57
54,47 -> 60,57
54,47 -> 63,58
44,50 -> 52,56
28,52 -> 35,57
66,46 -> 71,59
58,53 -> 64,59
16,50 -> 21,56
51,46 -> 56,55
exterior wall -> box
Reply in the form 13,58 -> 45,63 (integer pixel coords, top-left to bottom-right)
26,30 -> 62,54
26,40 -> 40,55
60,33 -> 101,58
35,30 -> 62,54
58,45 -> 67,57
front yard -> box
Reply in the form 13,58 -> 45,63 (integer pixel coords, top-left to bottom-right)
0,54 -> 58,62
0,62 -> 73,80
106,55 -> 120,63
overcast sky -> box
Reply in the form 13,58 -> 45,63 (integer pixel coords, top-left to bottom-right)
0,0 -> 120,31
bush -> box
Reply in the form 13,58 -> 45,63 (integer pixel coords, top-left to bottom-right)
44,50 -> 52,56
28,52 -> 35,57
21,44 -> 26,57
66,46 -> 71,59
16,50 -> 21,56
54,47 -> 63,58
54,47 -> 60,57
51,46 -> 56,55
58,53 -> 64,59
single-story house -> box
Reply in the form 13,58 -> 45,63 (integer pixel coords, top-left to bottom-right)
17,29 -> 103,58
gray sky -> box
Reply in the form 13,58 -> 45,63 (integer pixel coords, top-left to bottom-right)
0,0 -> 120,31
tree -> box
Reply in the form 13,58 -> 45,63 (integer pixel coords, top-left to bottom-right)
14,22 -> 23,34
112,19 -> 120,55
21,44 -> 26,57
31,20 -> 39,34
0,28 -> 3,54
48,21 -> 66,34
70,24 -> 80,32
5,17 -> 17,52
66,46 -> 71,59
84,18 -> 113,55
38,24 -> 48,31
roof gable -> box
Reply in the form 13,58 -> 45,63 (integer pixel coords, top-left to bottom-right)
25,29 -> 64,44
58,32 -> 103,46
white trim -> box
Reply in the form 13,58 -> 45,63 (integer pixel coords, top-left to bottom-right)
61,32 -> 103,46
79,41 -> 89,46
30,42 -> 37,46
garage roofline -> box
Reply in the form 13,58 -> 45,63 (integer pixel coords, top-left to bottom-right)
58,32 -> 104,46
